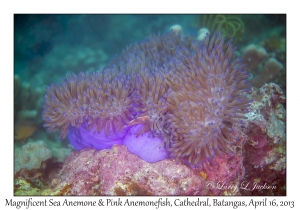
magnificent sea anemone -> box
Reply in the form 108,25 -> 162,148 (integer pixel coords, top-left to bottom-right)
42,31 -> 251,167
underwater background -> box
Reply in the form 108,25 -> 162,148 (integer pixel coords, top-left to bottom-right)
14,14 -> 286,195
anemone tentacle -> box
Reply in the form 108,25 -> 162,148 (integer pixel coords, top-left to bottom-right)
42,31 -> 251,166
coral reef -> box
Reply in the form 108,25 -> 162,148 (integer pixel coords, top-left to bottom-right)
242,83 -> 286,195
261,34 -> 286,65
14,73 -> 72,165
14,158 -> 63,195
13,14 -> 286,197
242,44 -> 267,72
14,74 -> 47,143
46,83 -> 285,196
14,140 -> 53,173
15,82 -> 285,196
14,75 -> 44,122
51,145 -> 208,195
202,128 -> 246,196
239,23 -> 286,91
51,146 -> 72,162
251,58 -> 283,88
14,140 -> 72,173
241,44 -> 284,89
42,32 -> 251,167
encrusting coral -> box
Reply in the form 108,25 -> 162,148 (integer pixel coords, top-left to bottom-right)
42,31 -> 251,167
14,140 -> 53,173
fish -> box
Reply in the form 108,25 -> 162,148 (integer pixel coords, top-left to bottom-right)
14,121 -> 38,141
125,116 -> 150,127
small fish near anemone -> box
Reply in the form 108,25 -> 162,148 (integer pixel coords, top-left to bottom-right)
14,121 -> 38,142
42,31 -> 251,167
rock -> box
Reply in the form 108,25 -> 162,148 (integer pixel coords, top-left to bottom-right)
51,145 -> 208,195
